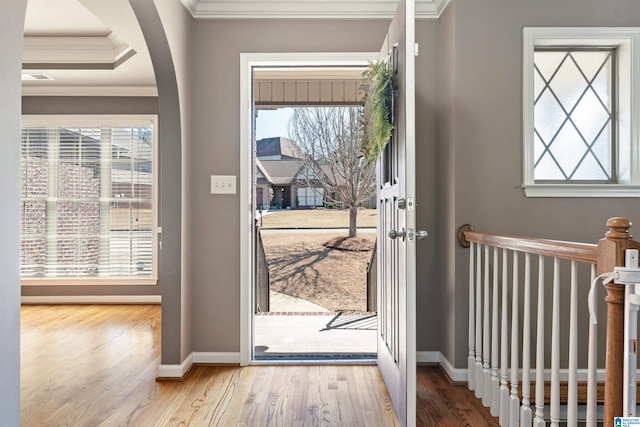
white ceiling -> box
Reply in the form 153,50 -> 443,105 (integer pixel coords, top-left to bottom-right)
22,0 -> 157,96
24,0 -> 111,37
21,0 -> 451,96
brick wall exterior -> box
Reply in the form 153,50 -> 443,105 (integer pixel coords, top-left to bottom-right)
21,158 -> 100,275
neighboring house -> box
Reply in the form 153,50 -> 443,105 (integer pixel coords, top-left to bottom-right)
256,137 -> 325,208
256,136 -> 301,160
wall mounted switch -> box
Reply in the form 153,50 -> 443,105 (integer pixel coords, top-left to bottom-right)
210,175 -> 236,194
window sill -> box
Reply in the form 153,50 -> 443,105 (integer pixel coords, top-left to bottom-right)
523,184 -> 640,198
21,277 -> 158,286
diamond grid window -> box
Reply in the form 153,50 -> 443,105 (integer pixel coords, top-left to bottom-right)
533,48 -> 615,182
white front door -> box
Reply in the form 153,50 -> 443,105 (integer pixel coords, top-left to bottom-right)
376,0 -> 417,426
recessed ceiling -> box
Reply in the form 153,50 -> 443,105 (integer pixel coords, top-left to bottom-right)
181,0 -> 451,19
24,0 -> 111,37
21,0 -> 451,96
22,0 -> 156,96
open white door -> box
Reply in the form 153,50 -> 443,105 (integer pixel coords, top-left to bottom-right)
376,0 -> 417,426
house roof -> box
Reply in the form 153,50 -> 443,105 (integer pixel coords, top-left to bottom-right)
256,137 -> 301,160
259,159 -> 303,185
255,158 -> 273,183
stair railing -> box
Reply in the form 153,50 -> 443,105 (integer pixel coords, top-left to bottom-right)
458,217 -> 640,427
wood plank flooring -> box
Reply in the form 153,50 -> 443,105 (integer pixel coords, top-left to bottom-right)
21,305 -> 497,426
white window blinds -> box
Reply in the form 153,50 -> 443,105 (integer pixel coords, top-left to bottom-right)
20,120 -> 156,280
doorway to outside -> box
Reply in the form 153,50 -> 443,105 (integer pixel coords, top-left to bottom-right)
239,53 -> 378,363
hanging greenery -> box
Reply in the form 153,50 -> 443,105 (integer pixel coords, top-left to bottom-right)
361,61 -> 394,164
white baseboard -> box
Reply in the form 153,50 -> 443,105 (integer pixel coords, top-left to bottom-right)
416,351 -> 441,364
21,295 -> 162,304
416,351 -> 468,382
417,351 -> 615,383
192,352 -> 241,364
158,353 -> 194,378
156,352 -> 240,379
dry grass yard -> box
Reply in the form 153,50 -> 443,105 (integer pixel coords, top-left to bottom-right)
259,208 -> 377,229
261,232 -> 375,312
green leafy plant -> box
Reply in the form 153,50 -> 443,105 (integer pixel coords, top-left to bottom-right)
361,61 -> 394,164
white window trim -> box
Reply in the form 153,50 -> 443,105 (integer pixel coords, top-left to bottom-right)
20,114 -> 159,286
523,27 -> 640,197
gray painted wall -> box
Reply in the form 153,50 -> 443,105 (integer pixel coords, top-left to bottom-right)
414,22 -> 440,353
440,0 -> 640,367
189,19 -> 394,352
22,96 -> 158,115
0,0 -> 27,424
152,0 -> 193,363
130,0 -> 189,364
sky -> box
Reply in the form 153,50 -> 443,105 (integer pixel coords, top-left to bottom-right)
255,108 -> 294,140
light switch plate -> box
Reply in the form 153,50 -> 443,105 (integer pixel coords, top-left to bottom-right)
210,175 -> 236,194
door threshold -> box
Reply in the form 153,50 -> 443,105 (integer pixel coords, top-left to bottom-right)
252,354 -> 376,365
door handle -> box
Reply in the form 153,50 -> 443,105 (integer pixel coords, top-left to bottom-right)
388,228 -> 406,240
416,230 -> 428,240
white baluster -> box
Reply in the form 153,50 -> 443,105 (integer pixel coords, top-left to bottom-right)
483,244 -> 492,406
567,261 -> 578,425
586,264 -> 597,427
533,256 -> 546,427
490,246 -> 500,417
520,253 -> 532,426
476,244 -> 483,398
500,249 -> 510,427
509,251 -> 520,427
550,258 -> 560,427
468,242 -> 476,391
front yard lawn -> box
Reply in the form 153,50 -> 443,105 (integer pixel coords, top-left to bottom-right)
259,208 -> 377,229
261,232 -> 375,312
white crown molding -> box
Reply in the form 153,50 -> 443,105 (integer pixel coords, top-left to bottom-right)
22,33 -> 135,69
21,85 -> 158,97
180,0 -> 451,19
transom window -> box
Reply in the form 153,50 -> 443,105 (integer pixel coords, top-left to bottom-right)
523,28 -> 640,197
20,116 -> 157,284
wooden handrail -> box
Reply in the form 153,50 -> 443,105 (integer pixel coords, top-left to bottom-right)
457,224 -> 598,264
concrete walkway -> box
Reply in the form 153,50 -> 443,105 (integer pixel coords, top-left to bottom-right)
255,291 -> 376,359
269,290 -> 329,312
255,313 -> 377,358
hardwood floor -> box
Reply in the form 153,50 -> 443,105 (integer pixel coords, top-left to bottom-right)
417,367 -> 499,427
21,305 -> 497,426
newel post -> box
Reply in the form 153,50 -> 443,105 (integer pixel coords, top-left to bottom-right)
598,217 -> 640,427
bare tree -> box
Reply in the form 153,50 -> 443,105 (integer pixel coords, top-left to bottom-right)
288,107 -> 376,238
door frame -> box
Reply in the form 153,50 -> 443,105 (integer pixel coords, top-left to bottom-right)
239,52 -> 377,365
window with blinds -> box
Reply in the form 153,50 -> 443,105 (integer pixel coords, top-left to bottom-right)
20,120 -> 156,280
